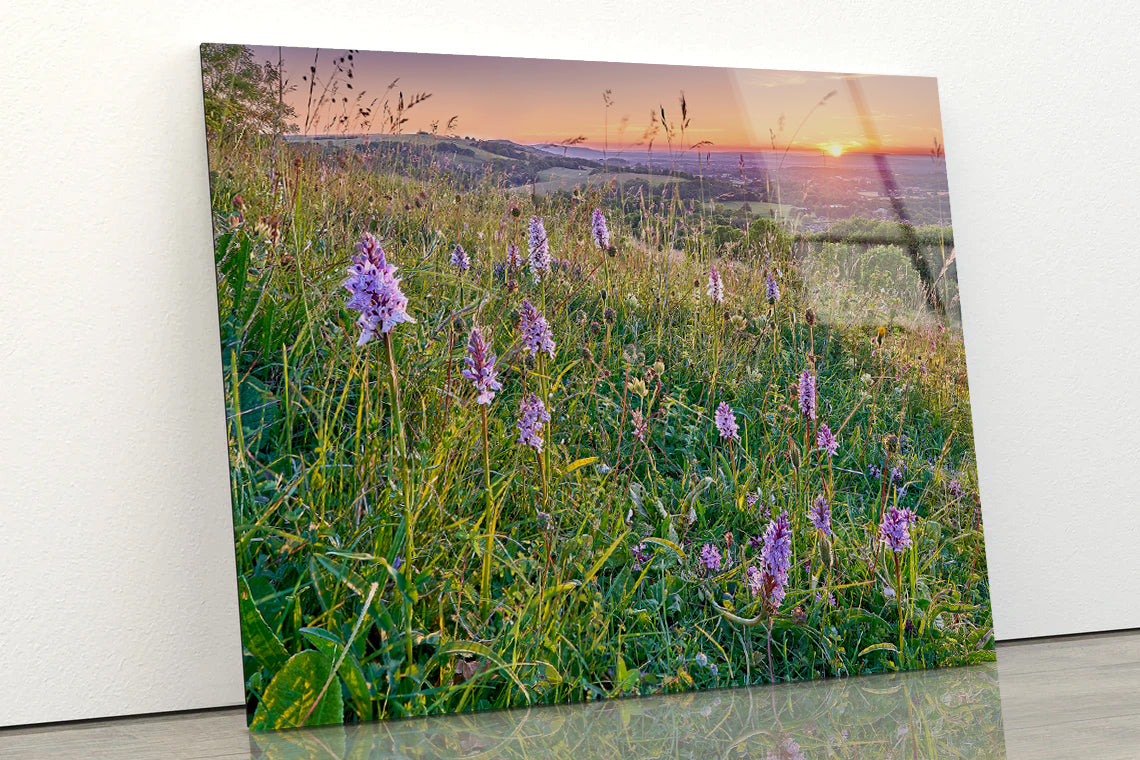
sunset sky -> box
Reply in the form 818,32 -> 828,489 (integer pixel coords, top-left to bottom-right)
246,45 -> 945,155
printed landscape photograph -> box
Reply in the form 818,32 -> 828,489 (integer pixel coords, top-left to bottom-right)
199,43 -> 993,731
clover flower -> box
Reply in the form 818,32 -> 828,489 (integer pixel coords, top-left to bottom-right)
699,543 -> 722,572
707,263 -> 725,304
798,370 -> 817,421
518,299 -> 556,358
516,393 -> 551,453
343,233 -> 415,346
715,402 -> 740,441
758,511 -> 792,609
816,423 -> 839,456
808,494 -> 833,536
765,272 -> 780,302
450,243 -> 470,272
948,479 -> 963,498
879,505 -> 918,553
591,207 -> 610,250
461,326 -> 503,405
528,215 -> 551,280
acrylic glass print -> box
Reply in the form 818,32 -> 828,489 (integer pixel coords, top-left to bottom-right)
199,44 -> 994,730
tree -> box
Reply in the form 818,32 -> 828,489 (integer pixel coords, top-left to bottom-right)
200,44 -> 298,138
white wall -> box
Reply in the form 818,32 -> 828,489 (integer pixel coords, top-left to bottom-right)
2,0 -> 1138,728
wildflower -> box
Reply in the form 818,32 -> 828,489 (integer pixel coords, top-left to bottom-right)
709,662 -> 719,677
699,543 -> 722,572
694,652 -> 709,668
516,393 -> 551,453
798,370 -> 817,421
879,505 -> 918,553
706,263 -> 725,304
632,410 -> 648,442
518,299 -> 556,358
507,242 -> 523,271
715,402 -> 740,441
450,244 -> 470,272
891,464 -> 905,484
948,479 -> 963,498
528,215 -> 551,280
343,233 -> 415,346
747,565 -> 764,595
765,272 -> 780,302
868,463 -> 882,479
746,490 -> 761,509
808,494 -> 832,536
591,207 -> 610,249
758,511 -> 792,609
631,542 -> 650,569
816,423 -> 839,456
461,326 -> 503,405
815,590 -> 836,606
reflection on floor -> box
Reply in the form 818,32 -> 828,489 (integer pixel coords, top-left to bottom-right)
2,630 -> 1139,759
251,663 -> 1003,759
251,660 -> 1007,756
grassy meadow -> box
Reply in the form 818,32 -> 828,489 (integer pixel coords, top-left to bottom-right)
203,49 -> 991,731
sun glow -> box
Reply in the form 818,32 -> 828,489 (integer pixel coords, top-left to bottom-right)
823,143 -> 845,157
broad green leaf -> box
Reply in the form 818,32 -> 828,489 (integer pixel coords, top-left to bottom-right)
250,650 -> 344,730
300,628 -> 372,722
239,577 -> 289,672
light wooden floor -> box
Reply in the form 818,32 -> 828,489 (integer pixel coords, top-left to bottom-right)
2,630 -> 1138,758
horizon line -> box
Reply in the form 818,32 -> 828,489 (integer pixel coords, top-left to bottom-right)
290,133 -> 943,158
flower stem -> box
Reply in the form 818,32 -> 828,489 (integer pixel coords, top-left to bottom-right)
479,406 -> 495,618
894,553 -> 905,668
384,333 -> 415,665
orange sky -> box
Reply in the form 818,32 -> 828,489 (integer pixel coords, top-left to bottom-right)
246,46 -> 945,156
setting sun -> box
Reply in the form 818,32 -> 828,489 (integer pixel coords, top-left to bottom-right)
823,143 -> 845,157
